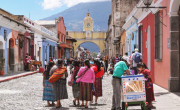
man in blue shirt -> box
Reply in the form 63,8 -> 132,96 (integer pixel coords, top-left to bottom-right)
111,58 -> 130,110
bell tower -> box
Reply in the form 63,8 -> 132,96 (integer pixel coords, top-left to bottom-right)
83,12 -> 93,31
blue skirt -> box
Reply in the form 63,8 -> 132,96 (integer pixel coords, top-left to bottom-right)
43,80 -> 56,101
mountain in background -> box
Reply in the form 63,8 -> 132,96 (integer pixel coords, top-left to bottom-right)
43,1 -> 112,31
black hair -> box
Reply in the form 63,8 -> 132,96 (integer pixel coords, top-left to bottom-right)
84,59 -> 90,68
137,62 -> 148,69
94,59 -> 101,71
132,51 -> 135,54
57,59 -> 63,66
125,52 -> 128,56
73,60 -> 80,67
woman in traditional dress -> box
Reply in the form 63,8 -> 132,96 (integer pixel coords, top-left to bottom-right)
43,61 -> 56,107
137,63 -> 155,109
70,60 -> 81,106
91,59 -> 104,104
49,59 -> 68,108
76,59 -> 95,108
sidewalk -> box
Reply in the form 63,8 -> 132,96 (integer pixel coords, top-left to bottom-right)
152,84 -> 180,110
0,71 -> 39,83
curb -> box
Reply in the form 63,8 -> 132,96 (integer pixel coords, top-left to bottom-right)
0,71 -> 39,83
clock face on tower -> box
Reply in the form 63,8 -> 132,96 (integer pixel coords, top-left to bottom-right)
87,23 -> 90,27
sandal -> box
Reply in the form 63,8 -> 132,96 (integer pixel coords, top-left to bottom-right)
73,100 -> 76,106
81,104 -> 85,107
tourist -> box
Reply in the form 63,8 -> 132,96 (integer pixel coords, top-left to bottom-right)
49,59 -> 68,108
43,61 -> 56,107
105,56 -> 109,72
111,58 -> 130,110
137,63 -> 155,109
91,59 -> 104,104
107,63 -> 114,75
76,59 -> 95,108
69,60 -> 81,106
131,48 -> 142,75
44,59 -> 48,70
122,52 -> 130,68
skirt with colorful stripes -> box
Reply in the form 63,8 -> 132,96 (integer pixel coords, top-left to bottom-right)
52,79 -> 68,100
79,82 -> 93,101
43,80 -> 56,101
94,78 -> 103,97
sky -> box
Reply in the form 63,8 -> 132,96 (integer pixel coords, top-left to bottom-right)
0,0 -> 110,20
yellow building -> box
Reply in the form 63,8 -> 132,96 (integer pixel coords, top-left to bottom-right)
120,30 -> 127,56
68,13 -> 106,55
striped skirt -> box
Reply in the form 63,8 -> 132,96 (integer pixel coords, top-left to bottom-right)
43,80 -> 56,101
79,82 -> 93,101
72,84 -> 80,98
52,79 -> 68,100
94,78 -> 103,97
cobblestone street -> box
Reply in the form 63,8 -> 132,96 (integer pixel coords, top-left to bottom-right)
0,72 -> 180,110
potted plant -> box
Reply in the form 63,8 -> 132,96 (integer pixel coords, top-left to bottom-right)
0,58 -> 5,75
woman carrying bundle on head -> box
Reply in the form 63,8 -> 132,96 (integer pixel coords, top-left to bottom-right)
91,59 -> 104,105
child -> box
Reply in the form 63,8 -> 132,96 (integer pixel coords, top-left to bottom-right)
108,63 -> 114,75
137,63 -> 155,109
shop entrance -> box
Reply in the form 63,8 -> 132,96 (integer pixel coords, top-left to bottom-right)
9,38 -> 14,70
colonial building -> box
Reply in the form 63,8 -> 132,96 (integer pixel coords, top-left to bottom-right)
0,8 -> 27,74
122,0 -> 180,92
68,12 -> 106,58
110,0 -> 139,56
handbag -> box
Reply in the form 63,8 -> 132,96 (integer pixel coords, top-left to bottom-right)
76,68 -> 89,86
48,67 -> 67,83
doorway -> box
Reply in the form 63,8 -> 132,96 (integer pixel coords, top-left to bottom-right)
147,26 -> 151,70
9,38 -> 14,70
178,6 -> 180,91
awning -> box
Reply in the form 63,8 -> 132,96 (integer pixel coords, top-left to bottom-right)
59,43 -> 73,49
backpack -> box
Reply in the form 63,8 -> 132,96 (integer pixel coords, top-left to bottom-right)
134,53 -> 141,63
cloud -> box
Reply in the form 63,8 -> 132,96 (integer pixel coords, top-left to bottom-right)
64,0 -> 110,7
42,0 -> 62,10
42,0 -> 110,10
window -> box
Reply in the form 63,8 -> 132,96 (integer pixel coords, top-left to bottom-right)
61,35 -> 63,42
155,11 -> 163,60
4,30 -> 7,41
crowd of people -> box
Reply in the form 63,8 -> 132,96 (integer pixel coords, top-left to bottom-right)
41,48 -> 155,110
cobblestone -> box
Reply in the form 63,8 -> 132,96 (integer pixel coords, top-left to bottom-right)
0,71 -> 180,110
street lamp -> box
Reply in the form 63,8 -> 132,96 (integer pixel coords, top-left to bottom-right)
137,0 -> 166,9
143,0 -> 153,7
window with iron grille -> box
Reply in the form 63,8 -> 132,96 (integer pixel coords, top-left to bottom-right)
155,11 -> 163,60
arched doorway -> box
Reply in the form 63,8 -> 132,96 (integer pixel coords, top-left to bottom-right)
0,41 -> 4,58
77,42 -> 100,58
9,38 -> 14,70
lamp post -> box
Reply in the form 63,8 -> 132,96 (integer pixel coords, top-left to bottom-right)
143,0 -> 153,7
137,0 -> 166,9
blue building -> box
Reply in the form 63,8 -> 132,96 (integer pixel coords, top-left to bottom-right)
123,20 -> 140,56
0,26 -> 11,74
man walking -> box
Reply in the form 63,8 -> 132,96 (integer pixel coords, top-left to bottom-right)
111,59 -> 130,110
131,48 -> 142,75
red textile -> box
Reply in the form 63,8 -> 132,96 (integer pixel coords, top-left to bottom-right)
91,66 -> 104,78
141,69 -> 155,102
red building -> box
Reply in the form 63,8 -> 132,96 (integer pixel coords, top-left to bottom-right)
56,17 -> 67,59
123,0 -> 180,92
140,13 -> 155,82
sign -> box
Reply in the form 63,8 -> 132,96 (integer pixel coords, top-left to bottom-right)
121,75 -> 146,102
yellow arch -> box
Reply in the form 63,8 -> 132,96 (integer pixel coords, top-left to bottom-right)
68,31 -> 106,53
74,40 -> 105,53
